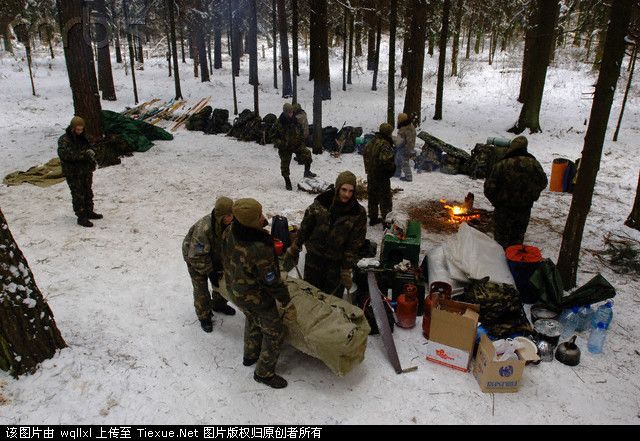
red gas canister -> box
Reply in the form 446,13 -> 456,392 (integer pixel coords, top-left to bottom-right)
273,238 -> 284,256
396,284 -> 418,328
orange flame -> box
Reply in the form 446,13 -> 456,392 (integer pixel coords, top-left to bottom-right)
439,199 -> 481,224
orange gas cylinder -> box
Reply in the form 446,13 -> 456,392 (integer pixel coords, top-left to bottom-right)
396,284 -> 418,328
550,159 -> 569,192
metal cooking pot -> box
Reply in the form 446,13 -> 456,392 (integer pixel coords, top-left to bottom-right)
534,319 -> 562,346
530,304 -> 559,322
536,339 -> 555,362
555,335 -> 581,366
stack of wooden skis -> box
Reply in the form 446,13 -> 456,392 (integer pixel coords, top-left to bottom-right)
119,97 -> 211,131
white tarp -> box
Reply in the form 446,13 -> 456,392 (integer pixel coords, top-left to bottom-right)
443,223 -> 515,286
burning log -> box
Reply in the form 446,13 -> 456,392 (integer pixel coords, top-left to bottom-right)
407,193 -> 493,235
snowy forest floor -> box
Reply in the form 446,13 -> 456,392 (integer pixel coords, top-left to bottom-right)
1,40 -> 640,424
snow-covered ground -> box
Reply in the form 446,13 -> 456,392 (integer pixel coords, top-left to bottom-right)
1,38 -> 639,424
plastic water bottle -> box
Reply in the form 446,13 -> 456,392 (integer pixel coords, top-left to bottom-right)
560,306 -> 581,340
575,304 -> 594,332
592,301 -> 614,330
588,322 -> 607,354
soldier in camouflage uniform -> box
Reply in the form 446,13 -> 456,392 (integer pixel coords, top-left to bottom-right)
292,103 -> 310,141
221,198 -> 295,389
283,171 -> 367,296
273,103 -> 315,191
363,123 -> 396,226
394,113 -> 417,182
182,196 -> 237,333
57,116 -> 102,227
484,136 -> 548,248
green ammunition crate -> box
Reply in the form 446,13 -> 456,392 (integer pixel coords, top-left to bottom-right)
381,220 -> 421,268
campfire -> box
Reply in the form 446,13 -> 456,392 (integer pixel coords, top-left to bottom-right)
407,193 -> 493,235
439,195 -> 482,224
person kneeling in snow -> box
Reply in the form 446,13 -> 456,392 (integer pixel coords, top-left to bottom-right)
221,199 -> 296,389
284,171 -> 367,297
57,116 -> 102,227
182,197 -> 237,333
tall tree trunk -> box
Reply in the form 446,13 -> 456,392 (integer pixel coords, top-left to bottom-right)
366,25 -> 375,70
625,173 -> 640,232
509,0 -> 560,134
24,42 -> 36,96
387,0 -> 398,125
232,4 -> 242,76
95,0 -> 117,101
451,0 -> 463,76
137,27 -> 144,68
195,3 -> 210,82
277,0 -> 292,97
400,4 -> 411,78
249,0 -> 259,114
166,22 -> 172,77
179,18 -> 186,62
271,0 -> 278,89
0,208 -> 67,378
474,23 -> 482,54
403,0 -> 428,121
347,8 -> 354,85
518,6 -> 536,103
57,0 -> 104,139
228,0 -> 238,115
208,36 -> 213,73
292,0 -> 299,102
310,0 -> 330,154
613,44 -> 636,142
465,17 -> 472,59
167,0 -> 183,99
342,7 -> 348,92
371,15 -> 382,91
355,9 -> 362,56
112,0 -> 123,63
214,25 -> 222,69
123,0 -> 139,103
434,0 -> 451,120
557,0 -> 633,288
1,21 -> 13,53
428,29 -> 434,56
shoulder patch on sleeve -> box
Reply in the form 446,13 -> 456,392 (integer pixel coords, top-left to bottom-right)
195,242 -> 205,252
264,271 -> 277,284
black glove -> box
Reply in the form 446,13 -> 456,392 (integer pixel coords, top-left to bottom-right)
208,271 -> 223,287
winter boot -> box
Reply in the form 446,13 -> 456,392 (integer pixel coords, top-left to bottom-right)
303,165 -> 317,178
87,212 -> 103,219
369,217 -> 382,227
284,177 -> 292,191
77,217 -> 94,228
254,373 -> 288,389
199,317 -> 213,333
243,356 -> 258,367
212,304 -> 236,316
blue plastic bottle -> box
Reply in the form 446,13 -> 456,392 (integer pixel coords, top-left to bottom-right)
592,301 -> 614,329
588,322 -> 607,354
560,306 -> 581,340
575,304 -> 594,332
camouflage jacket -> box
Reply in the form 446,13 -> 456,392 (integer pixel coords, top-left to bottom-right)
273,113 -> 304,153
484,146 -> 547,209
363,132 -> 396,178
182,209 -> 227,276
396,121 -> 416,156
296,187 -> 367,269
294,109 -> 309,138
57,127 -> 95,176
221,220 -> 291,309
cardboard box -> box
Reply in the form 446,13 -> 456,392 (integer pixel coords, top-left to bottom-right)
472,334 -> 526,393
425,296 -> 480,372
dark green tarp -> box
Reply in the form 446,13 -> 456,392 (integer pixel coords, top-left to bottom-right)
529,259 -> 616,311
102,110 -> 174,152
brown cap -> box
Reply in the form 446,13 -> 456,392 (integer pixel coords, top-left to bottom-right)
214,196 -> 233,217
70,116 -> 85,128
233,198 -> 264,230
379,123 -> 393,136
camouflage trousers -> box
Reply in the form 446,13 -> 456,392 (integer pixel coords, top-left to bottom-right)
367,175 -> 392,222
278,144 -> 312,178
493,206 -> 532,249
241,302 -> 285,378
303,252 -> 343,296
66,172 -> 94,218
187,265 -> 228,320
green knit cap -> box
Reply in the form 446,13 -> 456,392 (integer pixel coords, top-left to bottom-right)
215,196 -> 233,217
283,103 -> 294,113
510,135 -> 528,150
233,198 -> 264,229
379,123 -> 393,136
335,171 -> 357,190
70,116 -> 85,128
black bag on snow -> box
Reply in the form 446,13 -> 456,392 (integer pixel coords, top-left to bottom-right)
185,106 -> 212,132
270,215 -> 291,252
